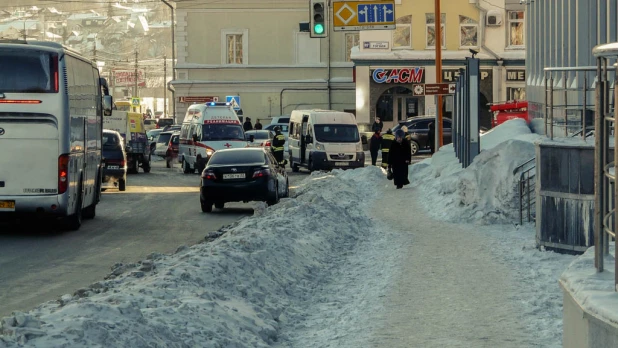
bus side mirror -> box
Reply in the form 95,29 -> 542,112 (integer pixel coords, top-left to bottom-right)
192,134 -> 198,142
103,95 -> 113,116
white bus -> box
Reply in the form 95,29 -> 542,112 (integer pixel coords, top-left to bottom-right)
0,40 -> 113,230
179,102 -> 247,174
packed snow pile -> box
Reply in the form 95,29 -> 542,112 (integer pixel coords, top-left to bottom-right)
409,119 -> 543,224
0,167 -> 384,348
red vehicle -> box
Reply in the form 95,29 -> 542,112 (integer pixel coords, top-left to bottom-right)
489,100 -> 529,128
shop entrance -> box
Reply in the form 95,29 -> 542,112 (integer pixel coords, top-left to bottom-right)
375,87 -> 422,130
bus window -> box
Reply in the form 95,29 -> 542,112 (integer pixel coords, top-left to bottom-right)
0,49 -> 57,93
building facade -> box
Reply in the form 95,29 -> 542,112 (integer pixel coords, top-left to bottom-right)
170,0 -> 356,122
352,0 -> 526,130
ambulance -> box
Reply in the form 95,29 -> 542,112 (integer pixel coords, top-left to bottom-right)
178,102 -> 248,174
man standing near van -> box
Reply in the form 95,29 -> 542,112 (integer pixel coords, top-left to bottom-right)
243,117 -> 253,131
271,126 -> 286,166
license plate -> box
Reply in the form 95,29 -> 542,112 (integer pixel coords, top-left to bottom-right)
334,162 -> 348,166
223,173 -> 245,179
107,165 -> 120,169
0,200 -> 15,211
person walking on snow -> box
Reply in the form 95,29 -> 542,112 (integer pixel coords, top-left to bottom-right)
254,119 -> 263,130
388,129 -> 412,189
380,129 -> 395,169
369,130 -> 382,166
270,126 -> 286,166
427,122 -> 436,155
372,117 -> 384,133
243,117 -> 253,131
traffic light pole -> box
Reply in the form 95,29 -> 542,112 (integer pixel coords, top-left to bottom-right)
435,0 -> 444,148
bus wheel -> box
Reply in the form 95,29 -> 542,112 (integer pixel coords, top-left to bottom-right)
64,187 -> 83,230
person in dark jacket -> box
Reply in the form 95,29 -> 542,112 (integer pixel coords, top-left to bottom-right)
388,129 -> 412,189
369,130 -> 381,166
254,119 -> 263,130
270,126 -> 286,166
372,117 -> 384,133
380,129 -> 395,168
427,122 -> 435,155
243,117 -> 253,131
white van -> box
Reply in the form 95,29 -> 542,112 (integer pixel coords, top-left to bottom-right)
179,102 -> 247,173
288,110 -> 364,172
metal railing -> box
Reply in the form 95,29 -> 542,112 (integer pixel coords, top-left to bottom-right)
544,66 -> 603,141
593,43 -> 618,291
514,157 -> 536,225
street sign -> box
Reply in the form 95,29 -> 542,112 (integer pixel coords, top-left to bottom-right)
131,97 -> 140,106
179,96 -> 219,103
226,96 -> 241,111
363,41 -> 389,49
333,0 -> 396,31
411,83 -> 456,96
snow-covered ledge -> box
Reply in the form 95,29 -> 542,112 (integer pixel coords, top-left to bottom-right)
560,245 -> 618,347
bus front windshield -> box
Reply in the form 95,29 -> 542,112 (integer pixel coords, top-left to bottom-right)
201,124 -> 244,141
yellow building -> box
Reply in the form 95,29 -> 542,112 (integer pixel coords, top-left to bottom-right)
353,0 -> 526,130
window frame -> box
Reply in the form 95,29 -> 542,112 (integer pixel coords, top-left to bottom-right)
507,11 -> 525,49
458,15 -> 479,49
345,32 -> 360,62
425,13 -> 446,49
221,29 -> 249,65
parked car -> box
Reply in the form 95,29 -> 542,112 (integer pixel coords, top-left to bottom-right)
153,132 -> 179,168
144,119 -> 156,132
245,130 -> 275,148
156,117 -> 174,129
102,129 -> 127,191
147,129 -> 164,155
264,123 -> 289,152
153,131 -> 175,160
199,148 -> 289,212
392,116 -> 453,155
269,115 -> 290,125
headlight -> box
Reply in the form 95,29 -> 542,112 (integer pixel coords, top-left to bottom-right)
315,142 -> 325,151
356,142 -> 362,151
206,150 -> 214,156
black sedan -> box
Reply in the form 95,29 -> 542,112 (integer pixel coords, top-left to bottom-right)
392,116 -> 453,155
199,148 -> 289,212
102,129 -> 127,191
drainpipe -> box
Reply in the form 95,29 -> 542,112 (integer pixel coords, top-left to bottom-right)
474,0 -> 500,60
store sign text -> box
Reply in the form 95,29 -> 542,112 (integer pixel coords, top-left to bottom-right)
372,68 -> 425,84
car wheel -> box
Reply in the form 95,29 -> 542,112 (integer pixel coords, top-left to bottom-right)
308,158 -> 314,173
410,140 -> 419,156
166,157 -> 171,168
267,182 -> 280,206
196,156 -> 205,174
183,159 -> 192,174
201,200 -> 213,213
119,178 -> 126,191
291,161 -> 299,172
128,159 -> 138,174
283,178 -> 290,198
142,158 -> 151,173
215,202 -> 224,209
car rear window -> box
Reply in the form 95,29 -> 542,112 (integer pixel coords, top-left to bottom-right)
157,118 -> 174,127
157,133 -> 172,144
246,131 -> 270,140
103,133 -> 121,148
0,48 -> 57,93
171,135 -> 179,145
144,120 -> 154,125
276,118 -> 290,124
208,150 -> 266,165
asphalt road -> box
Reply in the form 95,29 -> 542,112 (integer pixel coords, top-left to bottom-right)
0,158 -> 307,318
0,152 -> 429,318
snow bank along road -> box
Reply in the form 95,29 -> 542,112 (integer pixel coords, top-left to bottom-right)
0,160 -> 306,318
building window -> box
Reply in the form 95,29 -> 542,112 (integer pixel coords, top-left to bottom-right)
426,13 -> 446,49
392,15 -> 412,49
508,11 -> 525,47
345,33 -> 359,62
221,29 -> 248,65
297,32 -> 320,64
507,87 -> 526,100
459,15 -> 478,48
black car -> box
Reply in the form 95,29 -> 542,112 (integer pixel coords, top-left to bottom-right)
156,118 -> 174,129
199,148 -> 289,212
392,116 -> 453,155
102,129 -> 127,191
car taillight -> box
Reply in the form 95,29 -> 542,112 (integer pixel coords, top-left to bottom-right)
252,169 -> 270,178
58,154 -> 70,194
264,141 -> 271,147
201,170 -> 217,180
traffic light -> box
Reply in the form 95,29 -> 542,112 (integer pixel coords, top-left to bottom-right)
310,0 -> 328,38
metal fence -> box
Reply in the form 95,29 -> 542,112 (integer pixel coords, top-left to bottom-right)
453,57 -> 480,168
513,158 -> 536,225
592,43 -> 618,291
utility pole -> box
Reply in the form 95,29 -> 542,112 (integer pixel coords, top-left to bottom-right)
133,49 -> 138,99
161,0 -> 176,121
163,54 -> 167,117
435,0 -> 444,148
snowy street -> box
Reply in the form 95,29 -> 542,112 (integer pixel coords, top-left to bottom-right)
0,120 -> 578,347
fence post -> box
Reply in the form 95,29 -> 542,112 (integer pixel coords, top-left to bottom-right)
594,57 -> 605,271
467,57 -> 481,166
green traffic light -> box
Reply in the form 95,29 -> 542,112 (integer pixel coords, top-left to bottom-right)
314,23 -> 324,35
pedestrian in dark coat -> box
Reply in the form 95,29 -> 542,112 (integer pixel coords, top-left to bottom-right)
427,122 -> 435,155
372,117 -> 384,133
380,129 -> 395,169
369,130 -> 381,166
254,119 -> 263,130
388,129 -> 411,189
243,117 -> 253,131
